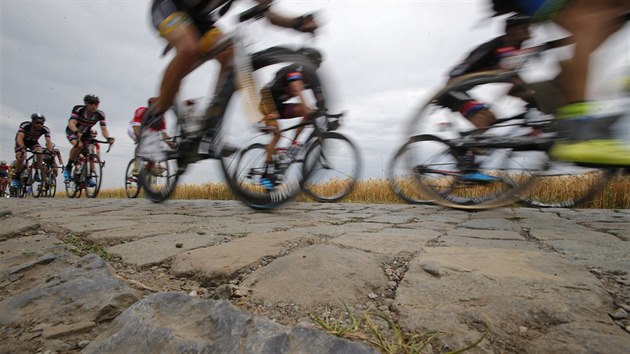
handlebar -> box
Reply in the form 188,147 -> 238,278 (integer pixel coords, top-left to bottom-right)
83,138 -> 115,153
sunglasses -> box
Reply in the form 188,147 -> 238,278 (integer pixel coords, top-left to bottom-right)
87,101 -> 100,105
33,122 -> 44,125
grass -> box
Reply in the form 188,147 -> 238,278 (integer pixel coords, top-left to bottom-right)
61,175 -> 630,208
103,175 -> 630,208
310,302 -> 488,354
58,234 -> 116,261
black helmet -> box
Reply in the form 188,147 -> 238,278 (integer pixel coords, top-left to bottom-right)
84,94 -> 100,104
505,14 -> 531,30
299,47 -> 323,67
31,113 -> 46,122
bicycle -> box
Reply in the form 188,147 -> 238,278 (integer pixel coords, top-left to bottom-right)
40,161 -> 59,198
11,149 -> 46,198
124,158 -> 141,199
388,46 -> 625,210
137,5 -> 350,208
65,138 -> 112,198
232,111 -> 360,207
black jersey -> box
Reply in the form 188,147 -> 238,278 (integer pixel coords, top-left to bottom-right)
448,36 -> 521,78
17,121 -> 51,144
268,63 -> 323,103
69,105 -> 107,133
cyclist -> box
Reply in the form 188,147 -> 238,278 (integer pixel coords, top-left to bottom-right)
490,0 -> 630,165
64,94 -> 115,182
439,14 -> 534,130
128,97 -> 176,147
0,160 -> 9,196
42,143 -> 64,178
11,114 -> 54,189
129,97 -> 176,177
139,0 -> 318,164
258,47 -> 326,189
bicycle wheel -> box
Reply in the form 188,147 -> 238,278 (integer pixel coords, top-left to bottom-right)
402,134 -> 548,210
518,163 -> 615,208
137,155 -> 179,203
301,132 -> 361,202
388,139 -> 436,204
224,143 -> 302,209
48,173 -> 57,198
31,166 -> 43,198
85,154 -> 102,198
124,159 -> 141,198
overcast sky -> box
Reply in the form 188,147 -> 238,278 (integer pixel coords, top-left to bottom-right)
2,0 -> 629,191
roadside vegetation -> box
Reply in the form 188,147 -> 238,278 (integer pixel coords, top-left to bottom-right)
71,176 -> 629,208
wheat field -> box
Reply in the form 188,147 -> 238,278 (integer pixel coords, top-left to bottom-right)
89,175 -> 630,209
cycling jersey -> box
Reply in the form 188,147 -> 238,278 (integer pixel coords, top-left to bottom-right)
265,63 -> 324,117
0,164 -> 9,177
67,105 -> 107,132
448,36 -> 521,78
15,121 -> 51,150
128,106 -> 167,143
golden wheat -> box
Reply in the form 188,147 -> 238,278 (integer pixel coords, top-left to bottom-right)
68,176 -> 629,209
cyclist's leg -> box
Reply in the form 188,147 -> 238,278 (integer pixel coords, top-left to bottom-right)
437,89 -> 497,129
12,146 -> 25,181
64,130 -> 82,180
549,0 -> 630,165
554,0 -> 630,102
150,3 -> 199,118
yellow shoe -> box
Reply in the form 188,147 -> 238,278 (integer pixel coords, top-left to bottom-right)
550,139 -> 630,166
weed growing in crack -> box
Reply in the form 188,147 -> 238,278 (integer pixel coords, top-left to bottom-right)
311,301 -> 488,354
59,234 -> 116,261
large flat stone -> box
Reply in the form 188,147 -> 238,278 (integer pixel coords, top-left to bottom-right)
241,244 -> 388,307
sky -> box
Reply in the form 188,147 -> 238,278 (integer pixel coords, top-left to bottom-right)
1,0 -> 629,190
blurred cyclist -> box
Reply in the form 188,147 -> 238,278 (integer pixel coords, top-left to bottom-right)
129,97 -> 176,148
440,14 -> 533,129
258,47 -> 326,188
139,0 -> 318,164
490,0 -> 630,165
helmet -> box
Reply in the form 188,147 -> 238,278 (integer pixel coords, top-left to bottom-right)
0,160 -> 6,165
84,94 -> 100,104
298,47 -> 323,67
147,97 -> 158,106
31,113 -> 46,122
505,14 -> 531,30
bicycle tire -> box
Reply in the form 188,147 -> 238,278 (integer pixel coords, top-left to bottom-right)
125,159 -> 141,198
85,154 -> 102,198
224,142 -> 302,209
32,166 -> 43,198
301,132 -> 361,202
388,138 -> 436,205
401,134 -> 549,210
48,174 -> 57,198
137,155 -> 179,203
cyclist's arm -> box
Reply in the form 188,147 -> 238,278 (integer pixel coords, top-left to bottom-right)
55,151 -> 64,166
67,118 -> 80,135
44,136 -> 54,153
263,3 -> 317,33
15,131 -> 26,150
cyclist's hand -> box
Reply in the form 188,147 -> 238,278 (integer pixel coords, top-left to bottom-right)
107,137 -> 115,145
293,13 -> 317,33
